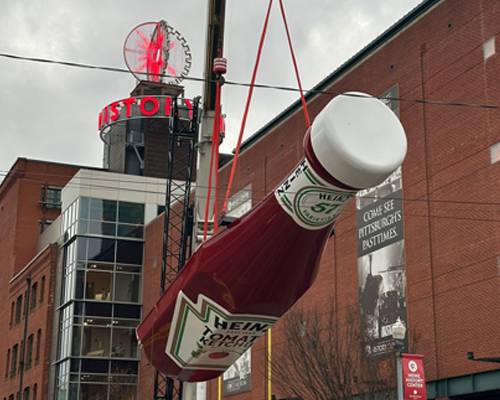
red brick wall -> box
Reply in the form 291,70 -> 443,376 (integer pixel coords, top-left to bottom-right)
0,159 -> 81,399
0,159 -> 82,277
2,245 -> 57,400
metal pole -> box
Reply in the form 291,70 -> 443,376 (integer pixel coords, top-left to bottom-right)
396,352 -> 404,400
193,0 -> 227,249
392,318 -> 406,400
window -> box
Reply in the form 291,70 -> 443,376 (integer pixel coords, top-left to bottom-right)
484,37 -> 496,60
86,238 -> 115,263
22,291 -> 27,319
127,130 -> 145,145
125,146 -> 144,175
89,198 -> 117,222
11,345 -> 18,378
31,283 -> 38,311
118,202 -> 144,224
38,219 -> 54,234
10,302 -> 14,328
114,273 -> 141,303
26,335 -> 34,369
78,198 -> 145,238
5,349 -> 10,379
85,271 -> 112,301
40,186 -> 62,209
15,296 -> 22,324
32,385 -> 37,400
491,142 -> 500,165
23,387 -> 29,400
39,277 -> 45,305
35,330 -> 41,365
116,240 -> 143,265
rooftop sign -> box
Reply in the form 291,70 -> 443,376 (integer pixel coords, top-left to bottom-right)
98,95 -> 193,131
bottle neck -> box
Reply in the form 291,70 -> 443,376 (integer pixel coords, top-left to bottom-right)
303,127 -> 361,191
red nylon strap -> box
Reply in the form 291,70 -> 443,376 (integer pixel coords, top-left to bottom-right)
278,0 -> 310,128
222,0 -> 274,215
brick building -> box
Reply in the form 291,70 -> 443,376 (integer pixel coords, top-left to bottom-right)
141,0 -> 500,399
1,160 -> 83,400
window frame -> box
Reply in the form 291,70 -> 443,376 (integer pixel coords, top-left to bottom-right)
11,344 -> 18,378
15,296 -> 22,324
5,349 -> 10,379
26,335 -> 34,369
31,283 -> 38,311
39,185 -> 62,209
39,277 -> 45,306
35,330 -> 41,365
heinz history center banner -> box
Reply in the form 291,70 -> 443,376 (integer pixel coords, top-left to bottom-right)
402,354 -> 426,400
356,85 -> 408,358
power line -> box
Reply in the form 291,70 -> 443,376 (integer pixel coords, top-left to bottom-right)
0,52 -> 499,110
1,168 -> 500,212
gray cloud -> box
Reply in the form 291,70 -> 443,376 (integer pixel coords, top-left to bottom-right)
0,0 -> 422,181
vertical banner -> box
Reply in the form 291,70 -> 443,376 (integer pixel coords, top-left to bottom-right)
356,85 -> 408,358
402,354 -> 426,400
223,185 -> 252,396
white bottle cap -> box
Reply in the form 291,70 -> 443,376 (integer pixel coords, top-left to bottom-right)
310,92 -> 407,189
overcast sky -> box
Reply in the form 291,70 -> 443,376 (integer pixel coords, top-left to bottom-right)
0,0 -> 424,182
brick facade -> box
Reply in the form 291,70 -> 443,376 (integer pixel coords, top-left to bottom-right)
0,160 -> 81,400
4,246 -> 58,400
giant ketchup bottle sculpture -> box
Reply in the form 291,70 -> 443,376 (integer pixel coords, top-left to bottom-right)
137,93 -> 407,382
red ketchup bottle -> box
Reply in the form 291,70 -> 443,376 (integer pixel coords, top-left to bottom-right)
137,92 -> 407,382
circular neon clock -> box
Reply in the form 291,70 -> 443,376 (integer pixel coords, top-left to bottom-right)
124,20 -> 192,84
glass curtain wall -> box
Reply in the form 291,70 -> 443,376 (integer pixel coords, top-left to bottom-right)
56,197 -> 144,400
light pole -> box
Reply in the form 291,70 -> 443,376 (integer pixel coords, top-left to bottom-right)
392,317 -> 406,400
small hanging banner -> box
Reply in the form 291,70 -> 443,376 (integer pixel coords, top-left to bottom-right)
402,354 -> 426,400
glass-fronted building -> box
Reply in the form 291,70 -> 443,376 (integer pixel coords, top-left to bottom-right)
52,170 -> 167,400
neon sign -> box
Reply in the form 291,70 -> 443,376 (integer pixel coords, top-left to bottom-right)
123,21 -> 192,85
98,95 -> 193,131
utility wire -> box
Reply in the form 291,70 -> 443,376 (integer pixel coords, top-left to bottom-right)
0,127 -> 498,197
0,52 -> 499,110
1,169 -> 500,212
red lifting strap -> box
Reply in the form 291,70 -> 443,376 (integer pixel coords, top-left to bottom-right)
278,0 -> 310,127
222,0 -> 274,215
222,0 -> 310,214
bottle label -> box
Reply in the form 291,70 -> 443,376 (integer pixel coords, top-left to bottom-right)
166,291 -> 278,371
274,158 -> 354,230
